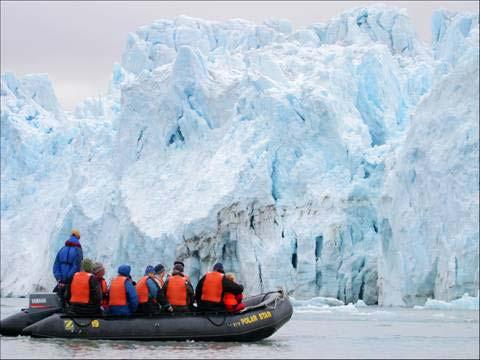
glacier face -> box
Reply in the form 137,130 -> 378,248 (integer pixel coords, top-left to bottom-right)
1,5 -> 478,306
378,51 -> 479,306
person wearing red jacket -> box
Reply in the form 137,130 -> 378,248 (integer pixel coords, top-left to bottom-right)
195,263 -> 244,311
223,273 -> 245,313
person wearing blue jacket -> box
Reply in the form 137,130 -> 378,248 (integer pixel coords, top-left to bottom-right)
108,265 -> 139,316
136,265 -> 172,314
52,229 -> 83,305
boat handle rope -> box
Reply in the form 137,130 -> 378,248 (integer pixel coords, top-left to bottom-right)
69,317 -> 94,328
239,290 -> 283,313
264,296 -> 279,310
260,290 -> 282,310
259,291 -> 277,303
206,313 -> 227,327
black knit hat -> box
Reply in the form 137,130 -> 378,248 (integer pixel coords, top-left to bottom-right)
213,262 -> 224,273
173,263 -> 184,273
173,260 -> 184,267
154,264 -> 165,273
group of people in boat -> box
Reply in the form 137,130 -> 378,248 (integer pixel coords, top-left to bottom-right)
52,229 -> 245,316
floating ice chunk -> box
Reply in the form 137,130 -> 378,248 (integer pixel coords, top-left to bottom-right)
293,300 -> 360,314
355,299 -> 368,307
333,303 -> 359,312
415,293 -> 479,310
293,296 -> 345,308
295,308 -> 333,315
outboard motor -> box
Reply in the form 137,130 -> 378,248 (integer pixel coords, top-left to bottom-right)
28,293 -> 61,310
0,293 -> 62,336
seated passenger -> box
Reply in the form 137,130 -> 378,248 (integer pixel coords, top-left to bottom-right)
92,262 -> 109,312
195,262 -> 244,312
108,265 -> 138,316
136,265 -> 173,314
223,273 -> 246,313
153,263 -> 166,288
172,260 -> 190,281
164,262 -> 195,312
65,258 -> 102,316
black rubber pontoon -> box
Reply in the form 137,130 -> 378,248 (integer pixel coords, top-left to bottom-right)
0,293 -> 62,336
21,290 -> 292,341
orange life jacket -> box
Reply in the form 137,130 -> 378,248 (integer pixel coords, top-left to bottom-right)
70,272 -> 93,304
167,273 -> 190,281
109,276 -> 127,306
136,276 -> 154,304
100,278 -> 108,306
223,292 -> 238,307
166,275 -> 188,306
201,271 -> 224,303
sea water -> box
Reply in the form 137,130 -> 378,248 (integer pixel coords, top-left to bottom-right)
1,298 -> 478,359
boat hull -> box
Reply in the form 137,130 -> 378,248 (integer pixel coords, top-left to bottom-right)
22,291 -> 292,341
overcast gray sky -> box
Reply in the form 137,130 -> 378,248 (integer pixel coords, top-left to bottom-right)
1,1 -> 478,110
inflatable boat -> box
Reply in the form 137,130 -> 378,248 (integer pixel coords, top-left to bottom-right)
2,290 -> 293,341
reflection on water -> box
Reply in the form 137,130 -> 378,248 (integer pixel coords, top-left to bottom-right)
55,336 -> 285,352
63,339 -> 102,352
0,336 -> 291,359
1,298 -> 478,359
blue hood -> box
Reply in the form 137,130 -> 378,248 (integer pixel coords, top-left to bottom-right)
144,265 -> 155,275
118,264 -> 131,277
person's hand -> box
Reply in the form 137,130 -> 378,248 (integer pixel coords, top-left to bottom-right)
167,305 -> 173,312
58,281 -> 66,289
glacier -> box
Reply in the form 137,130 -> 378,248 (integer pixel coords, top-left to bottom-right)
1,5 -> 478,306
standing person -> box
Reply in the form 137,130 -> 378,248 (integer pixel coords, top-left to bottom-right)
108,265 -> 139,316
195,263 -> 244,311
92,262 -> 109,312
64,258 -> 102,316
136,265 -> 173,314
164,262 -> 195,312
223,273 -> 246,313
153,264 -> 166,289
52,229 -> 83,306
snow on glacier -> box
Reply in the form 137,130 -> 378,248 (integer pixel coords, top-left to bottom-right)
0,5 -> 478,306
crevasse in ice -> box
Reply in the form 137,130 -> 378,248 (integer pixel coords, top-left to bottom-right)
1,5 -> 478,306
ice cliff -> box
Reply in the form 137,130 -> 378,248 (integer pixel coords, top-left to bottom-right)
1,5 -> 478,306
